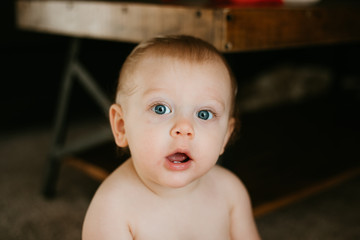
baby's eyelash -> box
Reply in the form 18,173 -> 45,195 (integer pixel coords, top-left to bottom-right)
149,102 -> 172,115
209,110 -> 217,117
149,101 -> 168,109
206,108 -> 218,116
197,109 -> 217,120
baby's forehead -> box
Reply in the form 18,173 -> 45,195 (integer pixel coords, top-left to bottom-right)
133,56 -> 230,85
135,54 -> 228,74
117,52 -> 235,106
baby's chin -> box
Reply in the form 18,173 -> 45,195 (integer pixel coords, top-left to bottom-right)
157,171 -> 201,190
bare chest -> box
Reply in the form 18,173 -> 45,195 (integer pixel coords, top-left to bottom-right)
129,197 -> 231,240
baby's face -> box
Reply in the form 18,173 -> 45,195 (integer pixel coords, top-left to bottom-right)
120,56 -> 234,190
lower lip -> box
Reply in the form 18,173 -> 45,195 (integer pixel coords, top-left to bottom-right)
164,158 -> 192,171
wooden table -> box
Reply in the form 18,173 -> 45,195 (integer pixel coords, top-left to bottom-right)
15,0 -> 360,197
16,0 -> 360,52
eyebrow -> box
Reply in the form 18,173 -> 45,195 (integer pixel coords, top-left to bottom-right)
141,88 -> 172,104
144,87 -> 226,109
204,96 -> 226,112
142,88 -> 168,96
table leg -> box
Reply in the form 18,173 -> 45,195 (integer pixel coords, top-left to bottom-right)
43,38 -> 112,198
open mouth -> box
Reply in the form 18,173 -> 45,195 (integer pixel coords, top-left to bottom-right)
167,152 -> 191,164
165,151 -> 193,171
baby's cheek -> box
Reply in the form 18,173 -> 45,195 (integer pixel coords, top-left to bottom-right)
205,131 -> 227,155
134,127 -> 162,151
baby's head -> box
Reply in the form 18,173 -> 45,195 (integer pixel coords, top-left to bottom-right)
110,35 -> 239,187
115,35 -> 237,118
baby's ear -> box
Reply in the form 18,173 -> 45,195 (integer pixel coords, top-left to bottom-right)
109,104 -> 128,147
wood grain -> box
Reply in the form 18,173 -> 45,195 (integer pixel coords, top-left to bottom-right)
16,1 -> 360,52
225,6 -> 360,51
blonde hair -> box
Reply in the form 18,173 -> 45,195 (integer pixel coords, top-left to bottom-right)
115,35 -> 238,117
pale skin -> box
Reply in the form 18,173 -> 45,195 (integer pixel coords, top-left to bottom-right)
82,56 -> 261,240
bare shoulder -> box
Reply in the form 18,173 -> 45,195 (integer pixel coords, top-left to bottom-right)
210,165 -> 251,213
82,160 -> 135,240
210,165 -> 248,199
210,165 -> 261,240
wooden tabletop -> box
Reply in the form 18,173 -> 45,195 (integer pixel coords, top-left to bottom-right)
16,0 -> 360,52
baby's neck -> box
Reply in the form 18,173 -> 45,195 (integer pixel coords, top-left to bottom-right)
129,159 -> 202,199
148,179 -> 201,199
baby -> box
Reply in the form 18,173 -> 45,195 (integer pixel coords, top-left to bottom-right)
82,35 -> 260,240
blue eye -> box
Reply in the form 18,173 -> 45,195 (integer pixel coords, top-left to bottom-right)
152,104 -> 171,115
197,110 -> 213,120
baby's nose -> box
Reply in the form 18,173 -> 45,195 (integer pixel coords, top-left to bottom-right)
170,118 -> 194,139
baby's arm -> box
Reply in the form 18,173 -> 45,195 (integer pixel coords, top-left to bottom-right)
82,174 -> 133,240
215,166 -> 261,240
230,178 -> 261,240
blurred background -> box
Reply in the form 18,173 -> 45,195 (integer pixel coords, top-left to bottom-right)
1,1 -> 359,239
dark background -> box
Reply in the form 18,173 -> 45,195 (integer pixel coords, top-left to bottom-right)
2,1 -> 359,133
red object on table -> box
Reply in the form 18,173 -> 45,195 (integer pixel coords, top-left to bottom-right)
228,0 -> 282,2
161,0 -> 283,3
212,0 -> 283,6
